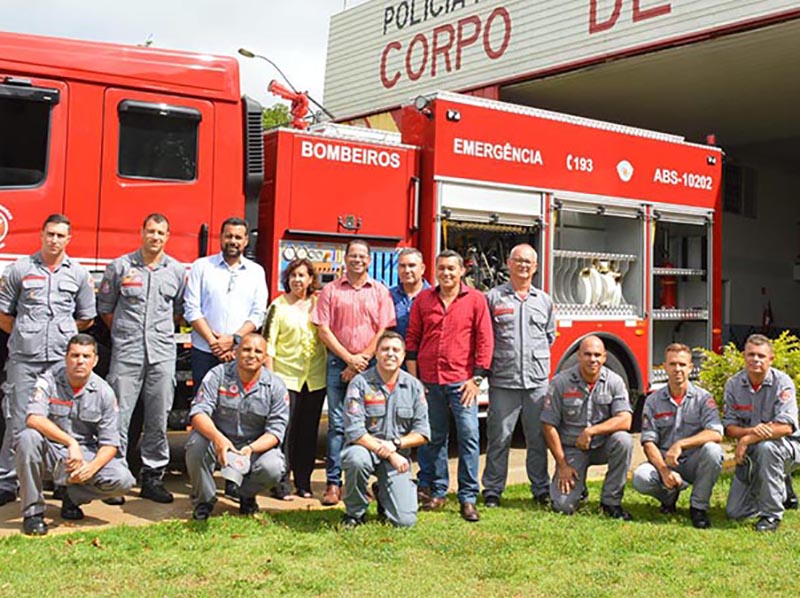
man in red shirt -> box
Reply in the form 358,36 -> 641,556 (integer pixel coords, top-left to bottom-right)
406,250 -> 493,522
312,239 -> 396,505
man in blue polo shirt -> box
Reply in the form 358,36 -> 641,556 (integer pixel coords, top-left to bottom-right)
389,248 -> 429,340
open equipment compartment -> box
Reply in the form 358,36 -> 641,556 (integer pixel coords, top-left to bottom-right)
551,199 -> 645,320
436,180 -> 544,289
650,208 -> 714,384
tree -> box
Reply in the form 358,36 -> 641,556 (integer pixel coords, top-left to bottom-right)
262,103 -> 291,130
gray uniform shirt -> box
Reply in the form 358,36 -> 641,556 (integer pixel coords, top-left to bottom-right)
487,282 -> 555,388
189,361 -> 289,446
97,250 -> 186,365
344,367 -> 430,452
0,252 -> 96,361
640,382 -> 723,453
541,365 -> 632,449
722,368 -> 799,439
27,363 -> 121,449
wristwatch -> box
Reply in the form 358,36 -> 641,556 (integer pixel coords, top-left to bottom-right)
233,333 -> 242,346
473,376 -> 485,387
392,438 -> 403,451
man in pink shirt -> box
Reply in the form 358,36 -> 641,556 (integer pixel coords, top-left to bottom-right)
406,250 -> 493,522
313,239 -> 396,505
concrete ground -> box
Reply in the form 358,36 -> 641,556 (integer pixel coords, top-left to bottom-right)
0,432 -> 735,537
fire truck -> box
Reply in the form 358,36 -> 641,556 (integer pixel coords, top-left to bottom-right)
0,31 -> 722,431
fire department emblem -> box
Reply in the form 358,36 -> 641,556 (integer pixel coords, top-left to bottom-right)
616,160 -> 634,183
0,204 -> 13,249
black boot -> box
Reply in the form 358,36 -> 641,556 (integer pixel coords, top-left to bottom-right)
784,475 -> 798,510
140,470 -> 174,504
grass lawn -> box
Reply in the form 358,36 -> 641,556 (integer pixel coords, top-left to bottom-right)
1,473 -> 798,597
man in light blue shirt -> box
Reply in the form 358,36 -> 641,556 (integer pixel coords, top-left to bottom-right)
389,248 -> 430,340
184,217 -> 268,389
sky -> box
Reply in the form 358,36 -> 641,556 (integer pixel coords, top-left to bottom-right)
0,0 -> 369,109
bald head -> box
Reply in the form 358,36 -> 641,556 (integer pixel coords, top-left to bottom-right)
577,335 -> 606,382
507,244 -> 538,288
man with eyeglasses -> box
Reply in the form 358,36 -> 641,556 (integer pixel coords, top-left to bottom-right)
482,244 -> 556,509
184,217 -> 268,391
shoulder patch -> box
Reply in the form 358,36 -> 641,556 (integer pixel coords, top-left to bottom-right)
347,399 -> 362,415
779,389 -> 793,403
706,397 -> 717,409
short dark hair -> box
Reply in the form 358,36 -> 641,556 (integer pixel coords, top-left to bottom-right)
346,238 -> 371,256
67,333 -> 97,354
377,330 -> 405,350
435,249 -> 464,268
42,213 -> 71,232
281,258 -> 317,297
221,217 -> 249,234
143,213 -> 170,230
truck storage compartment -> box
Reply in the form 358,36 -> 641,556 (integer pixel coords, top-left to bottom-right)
650,211 -> 712,383
551,201 -> 645,319
441,220 -> 541,290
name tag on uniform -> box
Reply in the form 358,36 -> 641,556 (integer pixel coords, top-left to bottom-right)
364,393 -> 386,406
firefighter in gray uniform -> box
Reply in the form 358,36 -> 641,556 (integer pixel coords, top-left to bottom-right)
724,334 -> 800,532
97,213 -> 186,503
185,333 -> 288,520
342,331 -> 430,528
0,214 -> 96,506
632,343 -> 724,528
482,244 -> 555,507
541,335 -> 634,520
15,334 -> 134,535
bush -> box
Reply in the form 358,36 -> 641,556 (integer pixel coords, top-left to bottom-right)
697,330 -> 800,407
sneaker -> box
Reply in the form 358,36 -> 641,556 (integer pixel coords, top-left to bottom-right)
192,502 -> 214,521
754,516 -> 780,532
0,489 -> 17,506
341,514 -> 365,529
140,477 -> 174,504
239,496 -> 259,516
689,507 -> 711,529
103,496 -> 126,506
61,494 -> 85,521
601,503 -> 633,521
224,480 -> 241,503
484,495 -> 501,508
22,515 -> 48,536
578,487 -> 589,504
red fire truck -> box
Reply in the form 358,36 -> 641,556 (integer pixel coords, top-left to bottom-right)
0,31 -> 722,428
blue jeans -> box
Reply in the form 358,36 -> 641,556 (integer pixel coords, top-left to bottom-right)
418,382 -> 480,504
191,348 -> 220,389
325,355 -> 349,487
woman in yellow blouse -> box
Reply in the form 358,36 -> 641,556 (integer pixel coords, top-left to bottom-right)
263,258 -> 327,499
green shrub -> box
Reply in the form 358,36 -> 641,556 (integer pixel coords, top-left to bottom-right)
697,330 -> 800,407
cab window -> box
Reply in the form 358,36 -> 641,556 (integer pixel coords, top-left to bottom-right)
0,82 -> 59,188
117,100 -> 201,182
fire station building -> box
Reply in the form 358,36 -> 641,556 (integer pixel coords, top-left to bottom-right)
323,0 -> 800,342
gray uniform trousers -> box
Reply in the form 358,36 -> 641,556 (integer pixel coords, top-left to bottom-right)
15,428 -> 135,518
342,444 -> 418,528
108,359 -> 174,474
0,358 -> 58,492
727,437 -> 800,521
482,385 -> 549,498
551,431 -> 633,514
632,442 -> 724,510
184,431 -> 285,506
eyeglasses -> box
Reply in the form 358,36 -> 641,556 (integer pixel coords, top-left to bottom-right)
511,258 -> 535,266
